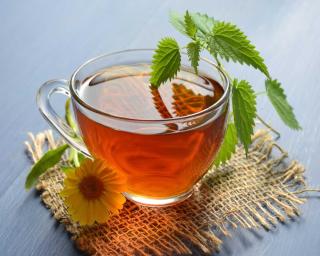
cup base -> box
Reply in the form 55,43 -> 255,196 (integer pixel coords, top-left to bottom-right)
123,189 -> 193,207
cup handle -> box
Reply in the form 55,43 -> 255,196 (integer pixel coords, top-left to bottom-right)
36,79 -> 91,157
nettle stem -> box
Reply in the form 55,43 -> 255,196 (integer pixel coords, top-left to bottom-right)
218,64 -> 233,86
213,54 -> 222,68
256,114 -> 280,139
255,91 -> 266,96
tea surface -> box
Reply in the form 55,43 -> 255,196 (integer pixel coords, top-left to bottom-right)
79,64 -> 223,122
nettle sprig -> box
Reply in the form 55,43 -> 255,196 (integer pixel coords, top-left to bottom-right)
25,99 -> 85,190
150,11 -> 301,166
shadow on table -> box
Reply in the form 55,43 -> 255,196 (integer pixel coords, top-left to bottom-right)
216,217 -> 303,256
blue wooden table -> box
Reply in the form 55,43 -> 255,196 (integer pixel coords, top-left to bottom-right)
1,0 -> 320,255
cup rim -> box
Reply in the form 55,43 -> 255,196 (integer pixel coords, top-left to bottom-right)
70,49 -> 230,123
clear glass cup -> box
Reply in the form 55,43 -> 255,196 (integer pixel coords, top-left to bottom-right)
37,49 -> 230,206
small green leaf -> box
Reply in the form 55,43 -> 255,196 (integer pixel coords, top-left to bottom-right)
169,11 -> 187,35
214,122 -> 238,166
25,144 -> 69,190
187,41 -> 201,74
68,146 -> 87,167
184,11 -> 197,38
61,166 -> 74,173
77,152 -> 86,163
65,98 -> 77,134
68,147 -> 80,167
207,21 -> 270,78
150,37 -> 181,88
265,79 -> 301,130
190,12 -> 215,40
232,79 -> 257,153
170,11 -> 215,40
68,146 -> 75,161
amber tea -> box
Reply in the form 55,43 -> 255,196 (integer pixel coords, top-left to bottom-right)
73,64 -> 228,202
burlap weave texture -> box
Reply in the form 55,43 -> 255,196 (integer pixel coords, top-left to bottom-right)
25,129 -> 309,255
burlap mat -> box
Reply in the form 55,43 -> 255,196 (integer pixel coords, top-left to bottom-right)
25,129 -> 311,255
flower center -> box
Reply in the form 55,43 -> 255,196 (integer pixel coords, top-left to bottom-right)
79,175 -> 105,200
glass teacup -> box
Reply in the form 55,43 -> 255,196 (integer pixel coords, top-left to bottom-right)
37,49 -> 230,206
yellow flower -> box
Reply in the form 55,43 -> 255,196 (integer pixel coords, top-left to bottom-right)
60,158 -> 127,225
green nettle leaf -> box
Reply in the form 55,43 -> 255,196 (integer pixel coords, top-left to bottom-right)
77,152 -> 86,163
61,166 -> 74,173
232,79 -> 257,153
184,11 -> 197,38
65,98 -> 77,134
169,11 -> 187,35
25,144 -> 69,190
150,37 -> 181,88
189,12 -> 215,40
208,21 -> 270,78
65,98 -> 86,166
148,11 -> 301,163
68,147 -> 83,167
187,41 -> 201,73
214,122 -> 238,166
170,11 -> 215,41
265,79 -> 301,130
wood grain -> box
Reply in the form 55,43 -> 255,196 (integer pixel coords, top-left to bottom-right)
0,0 -> 319,255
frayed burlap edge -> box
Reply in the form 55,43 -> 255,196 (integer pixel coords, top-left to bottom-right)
25,129 -> 315,256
